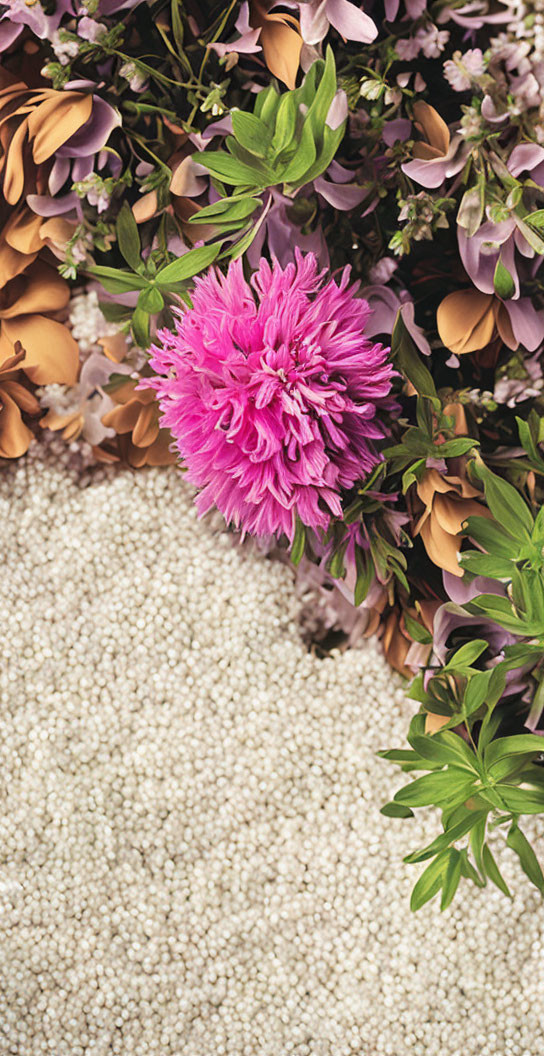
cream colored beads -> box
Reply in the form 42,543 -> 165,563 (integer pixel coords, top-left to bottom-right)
1,449 -> 544,1055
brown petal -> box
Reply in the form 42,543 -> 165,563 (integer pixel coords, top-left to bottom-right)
5,208 -> 44,254
432,495 -> 484,536
144,429 -> 177,466
416,469 -> 454,507
412,142 -> 445,161
30,93 -> 93,164
252,6 -> 302,90
1,378 -> 40,414
132,401 -> 159,447
132,191 -> 158,224
419,515 -> 464,577
3,119 -> 29,204
0,388 -> 33,457
98,333 -> 128,363
412,102 -> 450,156
382,610 -> 412,678
494,301 -> 518,351
437,289 -> 496,355
425,713 -> 451,734
2,316 -> 79,385
0,261 -> 70,318
443,402 -> 468,436
102,399 -> 142,434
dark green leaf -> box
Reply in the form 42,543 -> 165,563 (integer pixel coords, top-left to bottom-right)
380,802 -> 415,818
394,769 -> 476,807
391,312 -> 437,399
189,195 -> 261,225
290,516 -> 306,566
132,306 -> 150,348
471,460 -> 533,540
116,201 -> 142,272
493,257 -> 516,299
88,265 -> 148,294
404,810 -> 488,864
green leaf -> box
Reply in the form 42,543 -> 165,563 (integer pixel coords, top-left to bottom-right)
391,311 -> 437,400
254,84 -> 280,126
440,849 -> 462,910
525,208 -> 544,231
88,265 -> 148,294
290,515 -> 306,566
443,639 -> 488,672
231,110 -> 272,158
471,460 -> 533,540
484,733 -> 544,773
459,553 -> 515,580
462,516 -> 519,557
281,118 -> 317,185
380,801 -> 415,818
410,854 -> 448,911
498,785 -> 544,814
493,257 -> 516,300
131,306 -> 150,348
156,243 -> 221,286
482,843 -> 512,897
507,823 -> 544,893
409,731 -> 479,773
354,547 -> 373,606
137,285 -> 164,313
189,195 -> 261,225
116,201 -> 142,272
404,809 -> 488,864
394,769 -> 477,808
457,179 -> 485,237
404,612 -> 432,645
516,415 -> 544,470
271,91 -> 298,156
199,152 -> 264,187
459,847 -> 485,887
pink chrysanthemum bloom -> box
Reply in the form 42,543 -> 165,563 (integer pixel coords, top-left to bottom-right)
142,251 -> 396,540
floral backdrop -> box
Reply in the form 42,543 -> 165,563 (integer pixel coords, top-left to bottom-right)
2,0 -> 544,911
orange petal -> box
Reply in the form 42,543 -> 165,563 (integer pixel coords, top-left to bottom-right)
29,92 -> 93,164
494,301 -> 518,351
433,495 -> 483,536
2,315 -> 79,385
0,388 -> 33,457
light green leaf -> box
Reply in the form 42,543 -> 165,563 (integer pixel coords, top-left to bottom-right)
156,243 -> 221,286
482,843 -> 512,897
137,285 -> 164,313
410,853 -> 448,911
507,823 -> 544,893
231,110 -> 272,158
88,265 -> 148,294
493,257 -> 516,300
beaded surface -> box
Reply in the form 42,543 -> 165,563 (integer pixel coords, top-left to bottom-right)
1,446 -> 544,1056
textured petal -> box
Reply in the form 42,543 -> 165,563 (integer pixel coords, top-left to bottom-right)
0,388 -> 32,457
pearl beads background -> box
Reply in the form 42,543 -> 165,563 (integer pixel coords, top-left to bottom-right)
2,445 -> 544,1056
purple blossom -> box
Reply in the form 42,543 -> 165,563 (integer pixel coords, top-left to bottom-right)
143,252 -> 396,540
299,0 -> 377,46
443,48 -> 485,90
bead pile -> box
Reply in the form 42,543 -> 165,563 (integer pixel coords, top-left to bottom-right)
1,447 -> 544,1056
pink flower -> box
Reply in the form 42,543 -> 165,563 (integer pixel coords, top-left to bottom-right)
143,252 -> 396,541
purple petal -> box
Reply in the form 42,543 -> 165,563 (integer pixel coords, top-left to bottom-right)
314,176 -> 366,209
505,298 -> 544,352
326,0 -> 378,42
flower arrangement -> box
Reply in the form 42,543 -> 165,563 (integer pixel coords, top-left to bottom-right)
2,0 -> 544,910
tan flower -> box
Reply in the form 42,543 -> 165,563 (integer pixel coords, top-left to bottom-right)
250,1 -> 303,90
99,378 -> 177,468
0,344 -> 40,458
437,289 -> 518,355
411,102 -> 451,161
0,259 -> 78,387
0,76 -> 95,204
413,469 -> 489,577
